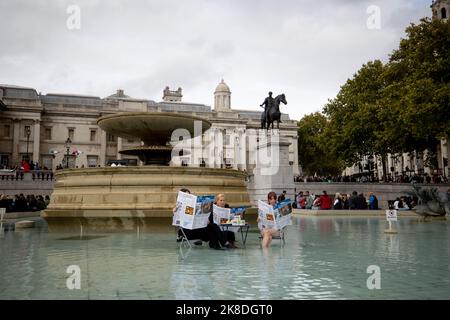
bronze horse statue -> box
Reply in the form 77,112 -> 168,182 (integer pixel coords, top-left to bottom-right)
261,94 -> 287,130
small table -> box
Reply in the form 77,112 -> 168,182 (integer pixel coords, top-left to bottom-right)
220,223 -> 250,247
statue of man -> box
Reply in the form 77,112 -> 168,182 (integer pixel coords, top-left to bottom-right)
260,91 -> 274,124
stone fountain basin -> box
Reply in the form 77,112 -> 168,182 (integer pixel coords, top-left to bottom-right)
42,166 -> 253,232
97,112 -> 212,145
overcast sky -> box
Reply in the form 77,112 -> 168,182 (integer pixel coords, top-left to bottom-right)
0,0 -> 432,120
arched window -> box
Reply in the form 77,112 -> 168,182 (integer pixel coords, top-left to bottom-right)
442,7 -> 447,19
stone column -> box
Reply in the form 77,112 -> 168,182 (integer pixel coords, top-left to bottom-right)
33,119 -> 40,163
292,135 -> 299,175
12,119 -> 20,165
214,129 -> 223,168
100,130 -> 107,166
237,130 -> 246,171
117,137 -> 122,160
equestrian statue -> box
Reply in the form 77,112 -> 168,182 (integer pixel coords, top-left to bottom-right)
260,91 -> 287,130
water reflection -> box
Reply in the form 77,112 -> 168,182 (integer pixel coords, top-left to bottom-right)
1,216 -> 450,299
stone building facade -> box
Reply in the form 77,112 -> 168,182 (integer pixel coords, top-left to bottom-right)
0,81 -> 299,178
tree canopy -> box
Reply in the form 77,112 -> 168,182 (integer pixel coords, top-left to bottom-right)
297,18 -> 450,177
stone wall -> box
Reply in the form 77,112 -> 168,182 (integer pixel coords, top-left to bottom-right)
294,182 -> 450,209
0,173 -> 54,196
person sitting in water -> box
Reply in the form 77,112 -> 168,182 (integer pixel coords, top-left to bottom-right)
257,191 -> 280,248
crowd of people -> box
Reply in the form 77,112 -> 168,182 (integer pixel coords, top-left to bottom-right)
295,173 -> 448,184
292,190 -> 419,210
0,193 -> 50,212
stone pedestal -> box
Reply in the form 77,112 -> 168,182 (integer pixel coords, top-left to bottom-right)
247,133 -> 295,204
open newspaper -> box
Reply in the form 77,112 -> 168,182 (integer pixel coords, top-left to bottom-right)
212,204 -> 231,225
172,191 -> 214,230
258,199 -> 292,230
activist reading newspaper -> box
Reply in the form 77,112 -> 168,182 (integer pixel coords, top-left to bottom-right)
258,199 -> 292,230
173,191 -> 214,230
212,204 -> 231,225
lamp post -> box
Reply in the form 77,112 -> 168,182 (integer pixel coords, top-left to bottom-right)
25,126 -> 31,162
64,137 -> 71,168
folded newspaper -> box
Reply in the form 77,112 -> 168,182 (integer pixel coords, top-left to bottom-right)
173,191 -> 214,230
258,199 -> 292,230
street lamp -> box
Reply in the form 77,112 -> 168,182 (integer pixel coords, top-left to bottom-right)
64,137 -> 72,168
25,126 -> 31,162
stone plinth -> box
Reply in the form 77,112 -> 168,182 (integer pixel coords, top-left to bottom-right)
247,133 -> 295,203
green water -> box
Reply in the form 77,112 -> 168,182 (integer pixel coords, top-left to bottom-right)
1,216 -> 449,299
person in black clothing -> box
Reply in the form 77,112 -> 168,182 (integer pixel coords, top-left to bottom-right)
342,194 -> 350,210
278,190 -> 287,202
349,191 -> 358,210
356,193 -> 368,210
214,194 -> 237,248
173,188 -> 225,250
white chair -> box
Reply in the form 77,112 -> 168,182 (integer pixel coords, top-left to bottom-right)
259,226 -> 287,247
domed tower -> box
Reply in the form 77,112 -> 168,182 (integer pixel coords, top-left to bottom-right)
214,79 -> 231,112
431,0 -> 450,20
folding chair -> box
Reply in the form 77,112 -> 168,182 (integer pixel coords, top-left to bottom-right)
259,226 -> 287,247
176,227 -> 203,249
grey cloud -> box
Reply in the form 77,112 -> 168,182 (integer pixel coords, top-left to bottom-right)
0,0 -> 433,120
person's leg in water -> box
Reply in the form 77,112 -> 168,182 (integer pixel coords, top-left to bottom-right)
207,223 -> 226,249
225,230 -> 238,248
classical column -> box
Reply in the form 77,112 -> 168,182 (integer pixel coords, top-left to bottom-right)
100,130 -> 107,166
117,137 -> 122,160
12,119 -> 20,165
214,129 -> 223,168
33,119 -> 40,163
292,135 -> 300,175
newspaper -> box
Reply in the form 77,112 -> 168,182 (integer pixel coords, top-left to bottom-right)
258,199 -> 292,230
212,204 -> 231,225
173,191 -> 214,230
274,199 -> 293,229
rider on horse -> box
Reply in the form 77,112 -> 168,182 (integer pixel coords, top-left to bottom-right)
260,91 -> 275,124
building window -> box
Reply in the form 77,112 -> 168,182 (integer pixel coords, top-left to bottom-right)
442,7 -> 447,19
107,133 -> 116,142
44,127 -> 52,140
0,155 -> 9,166
41,155 -> 53,170
3,125 -> 10,137
87,155 -> 98,167
24,125 -> 31,138
68,128 -> 74,141
90,130 -> 97,142
224,134 -> 230,146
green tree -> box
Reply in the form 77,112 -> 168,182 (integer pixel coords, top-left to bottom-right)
385,17 -> 450,162
297,112 -> 343,176
323,60 -> 394,180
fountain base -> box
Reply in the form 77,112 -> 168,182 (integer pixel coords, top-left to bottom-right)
42,166 -> 253,233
